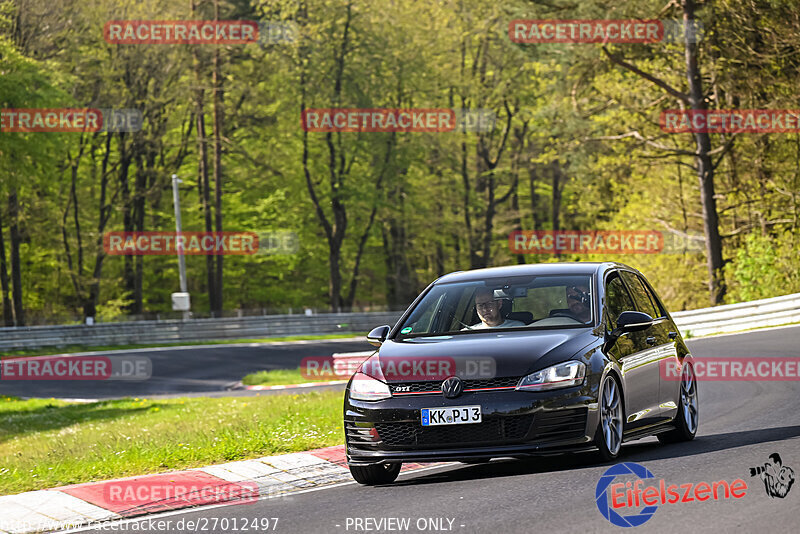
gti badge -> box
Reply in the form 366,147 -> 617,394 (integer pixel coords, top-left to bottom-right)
441,376 -> 464,399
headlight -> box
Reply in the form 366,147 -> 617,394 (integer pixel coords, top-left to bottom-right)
349,372 -> 392,401
516,361 -> 586,391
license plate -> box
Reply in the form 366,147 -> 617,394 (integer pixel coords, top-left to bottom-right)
421,406 -> 481,426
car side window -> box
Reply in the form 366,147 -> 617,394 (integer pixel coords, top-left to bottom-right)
620,271 -> 659,319
605,273 -> 636,330
638,276 -> 667,318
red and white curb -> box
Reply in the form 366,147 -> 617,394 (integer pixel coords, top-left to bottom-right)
0,445 -> 444,534
244,380 -> 347,391
243,351 -> 374,391
242,350 -> 373,391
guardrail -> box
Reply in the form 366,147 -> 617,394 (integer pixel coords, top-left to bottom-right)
331,351 -> 376,376
0,312 -> 403,351
1,293 -> 798,351
671,292 -> 800,338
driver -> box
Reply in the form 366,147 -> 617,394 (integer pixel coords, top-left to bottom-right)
466,288 -> 526,329
566,284 -> 592,323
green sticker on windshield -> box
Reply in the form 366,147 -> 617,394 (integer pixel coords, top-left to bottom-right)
401,326 -> 413,334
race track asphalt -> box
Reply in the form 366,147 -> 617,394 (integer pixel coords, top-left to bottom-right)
70,325 -> 800,534
0,339 -> 371,399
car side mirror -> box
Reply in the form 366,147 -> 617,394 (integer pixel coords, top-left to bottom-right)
603,311 -> 654,352
367,325 -> 391,347
616,311 -> 654,334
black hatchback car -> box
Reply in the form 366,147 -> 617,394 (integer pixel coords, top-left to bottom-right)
344,263 -> 699,485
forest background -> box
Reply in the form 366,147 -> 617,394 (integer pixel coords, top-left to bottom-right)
1,0 -> 798,326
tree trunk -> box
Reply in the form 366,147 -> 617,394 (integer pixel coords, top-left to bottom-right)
8,189 -> 24,326
212,0 -> 224,314
529,165 -> 541,231
511,122 -> 528,264
120,138 -> 135,313
381,216 -> 415,309
512,185 -> 524,265
461,137 -> 477,267
193,0 -> 216,314
132,153 -> 147,315
84,133 -> 116,320
683,0 -> 725,304
329,247 -> 342,312
0,207 -> 13,326
298,0 -> 353,311
551,161 -> 563,259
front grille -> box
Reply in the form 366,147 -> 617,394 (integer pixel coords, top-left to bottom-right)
390,376 -> 519,395
345,421 -> 380,446
530,408 -> 587,442
374,414 -> 534,448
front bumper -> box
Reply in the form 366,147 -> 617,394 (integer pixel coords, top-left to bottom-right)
345,384 -> 599,466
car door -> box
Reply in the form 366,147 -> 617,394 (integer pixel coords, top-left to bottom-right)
619,271 -> 676,423
637,274 -> 683,421
604,271 -> 662,430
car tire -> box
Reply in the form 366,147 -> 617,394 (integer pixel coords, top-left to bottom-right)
593,374 -> 624,462
658,361 -> 698,444
349,462 -> 402,485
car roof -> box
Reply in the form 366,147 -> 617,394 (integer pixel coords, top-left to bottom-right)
435,262 -> 632,284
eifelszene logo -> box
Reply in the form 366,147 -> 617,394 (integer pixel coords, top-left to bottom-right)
749,453 -> 795,498
595,462 -> 748,528
596,463 -> 658,527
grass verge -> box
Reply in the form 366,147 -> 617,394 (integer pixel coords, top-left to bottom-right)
241,367 -> 347,386
0,392 -> 344,496
0,333 -> 361,358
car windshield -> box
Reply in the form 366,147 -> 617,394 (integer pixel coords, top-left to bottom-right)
396,275 -> 594,337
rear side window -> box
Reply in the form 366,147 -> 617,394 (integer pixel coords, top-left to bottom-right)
639,276 -> 668,318
605,273 -> 635,330
620,271 -> 660,319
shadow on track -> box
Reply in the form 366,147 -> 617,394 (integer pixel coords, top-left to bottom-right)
391,424 -> 800,487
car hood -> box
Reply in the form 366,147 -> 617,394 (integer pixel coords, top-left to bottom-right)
374,328 -> 599,382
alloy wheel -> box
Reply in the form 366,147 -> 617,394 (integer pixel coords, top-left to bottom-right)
681,363 -> 699,434
601,376 -> 623,456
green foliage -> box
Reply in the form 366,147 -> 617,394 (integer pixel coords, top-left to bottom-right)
2,0 -> 800,323
726,231 -> 800,303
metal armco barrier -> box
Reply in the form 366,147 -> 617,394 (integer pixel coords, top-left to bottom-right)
1,292 -> 799,351
331,351 -> 376,376
671,292 -> 800,337
0,312 -> 403,351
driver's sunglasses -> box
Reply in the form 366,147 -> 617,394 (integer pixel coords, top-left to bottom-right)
475,301 -> 499,311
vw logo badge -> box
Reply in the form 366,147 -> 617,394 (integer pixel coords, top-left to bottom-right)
441,376 -> 464,399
